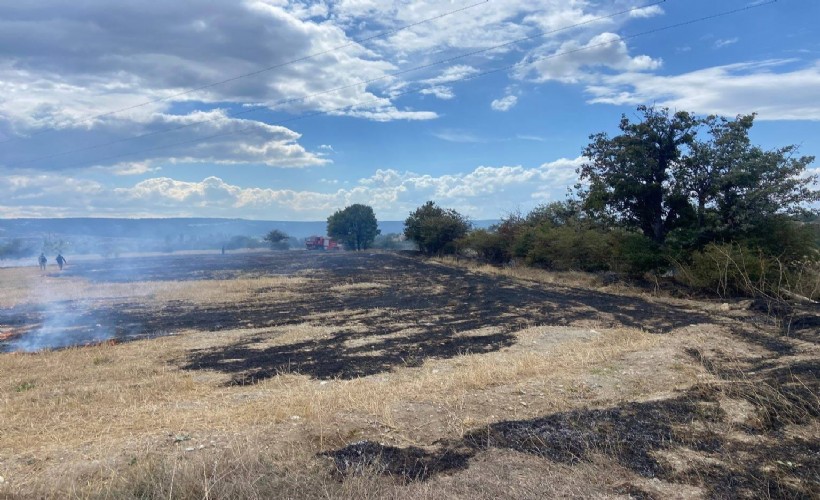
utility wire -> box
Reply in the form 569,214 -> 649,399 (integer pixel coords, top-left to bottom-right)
6,0 -> 669,168
0,0 -> 490,145
49,0 -> 776,172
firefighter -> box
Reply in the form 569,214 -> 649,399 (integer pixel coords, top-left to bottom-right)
55,253 -> 67,271
38,253 -> 47,270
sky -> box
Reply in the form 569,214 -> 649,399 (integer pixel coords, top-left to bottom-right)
1,0 -> 819,221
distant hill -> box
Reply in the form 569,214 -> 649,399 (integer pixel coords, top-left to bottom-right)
0,217 -> 497,239
0,217 -> 498,257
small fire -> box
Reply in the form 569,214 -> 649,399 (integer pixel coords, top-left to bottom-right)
0,327 -> 25,342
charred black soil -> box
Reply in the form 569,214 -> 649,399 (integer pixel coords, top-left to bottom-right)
2,251 -> 818,498
324,351 -> 818,499
3,252 -> 712,375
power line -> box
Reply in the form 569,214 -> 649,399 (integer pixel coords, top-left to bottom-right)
6,0 -> 669,168
0,0 -> 490,145
48,0 -> 777,172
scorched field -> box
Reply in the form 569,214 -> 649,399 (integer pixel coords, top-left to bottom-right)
0,251 -> 817,498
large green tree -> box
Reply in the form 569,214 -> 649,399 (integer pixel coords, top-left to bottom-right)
579,105 -> 698,245
580,106 -> 818,246
327,204 -> 380,251
404,201 -> 470,255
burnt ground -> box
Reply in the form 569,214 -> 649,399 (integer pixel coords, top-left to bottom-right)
3,251 -> 818,498
3,251 -> 714,379
324,351 -> 819,499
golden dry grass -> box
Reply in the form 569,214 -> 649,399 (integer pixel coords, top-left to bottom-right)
0,269 -> 309,309
4,256 -> 795,498
0,319 -> 674,496
431,257 -> 606,289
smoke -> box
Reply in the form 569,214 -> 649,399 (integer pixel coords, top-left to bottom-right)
2,257 -> 151,353
3,277 -> 116,352
6,299 -> 113,352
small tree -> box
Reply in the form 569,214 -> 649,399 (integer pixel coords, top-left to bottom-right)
263,229 -> 290,250
404,201 -> 471,255
327,204 -> 380,251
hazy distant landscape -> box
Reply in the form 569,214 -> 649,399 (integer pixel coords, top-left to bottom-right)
0,218 -> 498,260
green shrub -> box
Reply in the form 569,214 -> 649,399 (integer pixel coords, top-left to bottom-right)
525,225 -> 613,272
676,242 -> 820,300
462,229 -> 511,264
404,201 -> 470,255
612,233 -> 667,277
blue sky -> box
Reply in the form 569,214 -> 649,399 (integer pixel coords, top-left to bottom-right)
1,0 -> 818,220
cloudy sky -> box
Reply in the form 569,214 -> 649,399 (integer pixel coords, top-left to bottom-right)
1,0 -> 818,221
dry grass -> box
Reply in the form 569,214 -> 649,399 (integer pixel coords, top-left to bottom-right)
5,255 -> 809,498
329,282 -> 387,293
0,269 -> 309,309
150,276 -> 309,304
431,257 -> 607,290
0,321 -> 666,496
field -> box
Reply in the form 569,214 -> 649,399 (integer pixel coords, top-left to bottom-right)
0,251 -> 817,498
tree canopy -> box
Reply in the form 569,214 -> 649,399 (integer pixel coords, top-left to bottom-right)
404,201 -> 471,255
579,106 -> 818,246
327,204 -> 380,251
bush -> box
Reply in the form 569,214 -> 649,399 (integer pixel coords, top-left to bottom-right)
462,229 -> 510,264
404,201 -> 470,255
225,235 -> 264,250
676,242 -> 820,300
612,233 -> 667,277
263,229 -> 290,250
524,225 -> 613,272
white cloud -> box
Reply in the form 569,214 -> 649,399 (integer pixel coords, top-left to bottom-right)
1,109 -> 330,171
629,5 -> 664,18
587,59 -> 820,121
419,86 -> 455,100
0,0 -> 448,169
423,65 -> 480,85
0,0 -> 670,175
0,157 -> 587,219
514,32 -> 661,83
106,161 -> 161,176
491,95 -> 518,111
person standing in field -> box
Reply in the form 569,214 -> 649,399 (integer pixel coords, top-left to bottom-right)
38,253 -> 47,270
55,253 -> 67,270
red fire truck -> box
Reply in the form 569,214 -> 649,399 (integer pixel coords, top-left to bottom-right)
305,236 -> 341,250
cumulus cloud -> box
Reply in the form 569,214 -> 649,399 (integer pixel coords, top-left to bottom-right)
0,0 -> 669,174
0,157 -> 587,219
514,32 -> 661,83
586,59 -> 820,120
0,0 -> 451,173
